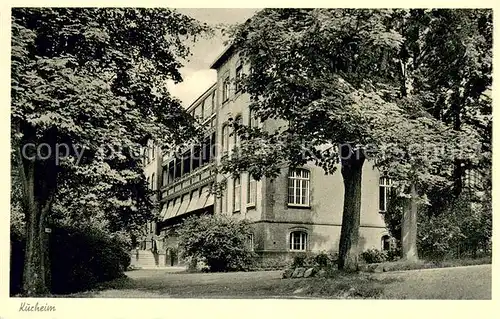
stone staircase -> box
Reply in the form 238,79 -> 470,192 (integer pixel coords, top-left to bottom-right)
129,250 -> 158,269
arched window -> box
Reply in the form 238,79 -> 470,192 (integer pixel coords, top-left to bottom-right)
234,115 -> 242,149
222,75 -> 230,103
381,235 -> 391,251
222,124 -> 229,154
288,168 -> 310,206
235,61 -> 243,92
249,108 -> 258,128
289,231 -> 308,251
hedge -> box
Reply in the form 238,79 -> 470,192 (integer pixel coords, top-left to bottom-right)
10,225 -> 130,295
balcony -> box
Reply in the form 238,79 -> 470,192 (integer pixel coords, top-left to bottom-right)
161,161 -> 216,201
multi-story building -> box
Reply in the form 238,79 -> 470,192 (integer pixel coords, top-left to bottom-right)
156,83 -> 218,266
153,45 -> 390,266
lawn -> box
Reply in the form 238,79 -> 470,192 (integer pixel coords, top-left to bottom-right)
70,264 -> 491,299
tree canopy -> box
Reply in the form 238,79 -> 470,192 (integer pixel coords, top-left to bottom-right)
218,8 -> 491,270
11,8 -> 209,295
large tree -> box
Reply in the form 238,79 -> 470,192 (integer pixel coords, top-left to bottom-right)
376,9 -> 492,259
218,9 -> 487,270
11,8 -> 208,295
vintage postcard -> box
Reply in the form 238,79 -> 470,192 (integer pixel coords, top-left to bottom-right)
1,3 -> 497,319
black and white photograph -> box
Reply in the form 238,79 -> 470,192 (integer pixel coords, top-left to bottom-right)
6,5 -> 494,305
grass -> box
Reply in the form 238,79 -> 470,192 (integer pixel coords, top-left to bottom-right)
360,256 -> 491,273
69,269 -> 399,299
65,257 -> 491,299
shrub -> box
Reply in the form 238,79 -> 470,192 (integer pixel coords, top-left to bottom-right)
361,248 -> 388,264
177,214 -> 256,272
386,246 -> 401,262
315,251 -> 338,268
385,189 -> 492,261
290,251 -> 338,269
416,193 -> 492,260
291,253 -> 309,268
10,224 -> 131,295
253,256 -> 289,270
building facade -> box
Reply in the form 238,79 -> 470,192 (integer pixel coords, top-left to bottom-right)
154,46 -> 389,266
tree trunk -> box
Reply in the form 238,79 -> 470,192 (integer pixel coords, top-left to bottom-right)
402,183 -> 418,261
22,196 -> 52,296
17,125 -> 57,296
338,144 -> 365,272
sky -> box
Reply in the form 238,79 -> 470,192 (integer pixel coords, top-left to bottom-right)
167,8 -> 259,107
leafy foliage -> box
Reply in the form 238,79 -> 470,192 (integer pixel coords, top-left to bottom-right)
360,248 -> 388,264
177,214 -> 256,272
384,191 -> 492,260
417,194 -> 492,260
291,251 -> 338,269
11,8 -> 209,295
10,224 -> 131,295
217,9 -> 491,269
12,8 -> 208,231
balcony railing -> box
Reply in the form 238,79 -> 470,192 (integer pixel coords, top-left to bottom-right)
161,161 -> 216,201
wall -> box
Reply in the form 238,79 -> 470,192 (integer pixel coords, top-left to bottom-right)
211,48 -> 388,260
214,49 -> 265,220
258,162 -> 387,254
263,163 -> 385,226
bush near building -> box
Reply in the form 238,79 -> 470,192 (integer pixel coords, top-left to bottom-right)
177,214 -> 256,272
10,225 -> 131,295
383,191 -> 492,261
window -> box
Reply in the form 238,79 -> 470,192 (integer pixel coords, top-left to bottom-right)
210,132 -> 216,161
381,235 -> 391,251
221,180 -> 228,214
182,150 -> 191,175
192,145 -> 201,171
174,158 -> 182,179
201,100 -> 206,120
247,174 -> 256,206
222,125 -> 229,154
146,176 -> 150,189
246,234 -> 254,252
222,76 -> 230,103
211,91 -> 216,113
289,231 -> 307,251
379,177 -> 392,212
194,104 -> 202,121
151,173 -> 155,190
143,147 -> 149,164
288,168 -> 310,206
162,167 -> 168,186
249,108 -> 257,128
234,115 -> 242,150
235,63 -> 243,92
202,136 -> 211,165
168,160 -> 175,183
464,169 -> 480,189
233,177 -> 241,212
